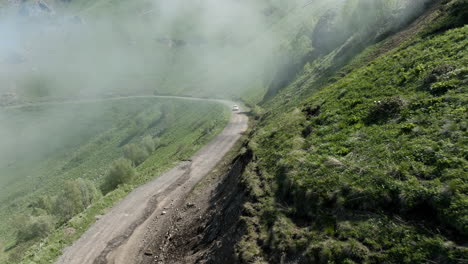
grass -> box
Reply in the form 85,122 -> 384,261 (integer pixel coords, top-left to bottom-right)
0,97 -> 229,263
236,13 -> 468,264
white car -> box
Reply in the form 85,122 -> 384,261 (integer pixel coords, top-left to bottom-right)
232,105 -> 239,111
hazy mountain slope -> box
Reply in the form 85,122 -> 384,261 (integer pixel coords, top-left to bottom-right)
1,0 -> 431,103
0,98 -> 228,263
235,1 -> 467,263
1,0 -> 298,101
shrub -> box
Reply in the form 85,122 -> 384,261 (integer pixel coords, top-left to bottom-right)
429,79 -> 460,96
53,179 -> 100,222
423,63 -> 456,85
101,158 -> 135,193
53,181 -> 85,221
16,215 -> 55,242
421,63 -> 462,95
400,123 -> 417,134
142,135 -> 155,153
251,105 -> 266,120
30,195 -> 53,214
76,178 -> 100,209
123,143 -> 149,166
365,96 -> 405,124
153,137 -> 161,148
302,104 -> 321,119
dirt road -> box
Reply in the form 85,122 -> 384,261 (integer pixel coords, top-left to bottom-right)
55,98 -> 248,264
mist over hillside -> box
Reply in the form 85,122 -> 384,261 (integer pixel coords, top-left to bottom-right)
0,0 -> 432,102
0,0 -> 285,100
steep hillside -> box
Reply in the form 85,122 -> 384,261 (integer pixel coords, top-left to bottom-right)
120,2 -> 467,264
0,98 -> 228,263
236,2 -> 467,263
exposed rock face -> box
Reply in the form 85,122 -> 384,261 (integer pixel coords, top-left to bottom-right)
139,149 -> 253,264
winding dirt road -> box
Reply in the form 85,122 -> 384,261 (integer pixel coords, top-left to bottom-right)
54,96 -> 248,264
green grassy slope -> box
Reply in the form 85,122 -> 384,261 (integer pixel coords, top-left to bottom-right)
237,5 -> 467,264
0,98 -> 229,263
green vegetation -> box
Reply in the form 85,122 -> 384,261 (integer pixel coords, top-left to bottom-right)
53,179 -> 100,223
0,97 -> 229,263
123,143 -> 149,166
102,158 -> 135,193
16,215 -> 55,243
236,5 -> 468,264
424,0 -> 468,34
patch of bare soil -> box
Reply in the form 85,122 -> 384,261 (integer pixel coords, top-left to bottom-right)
139,145 -> 253,264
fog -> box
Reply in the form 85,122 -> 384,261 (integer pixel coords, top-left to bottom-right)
0,0 -> 433,103
0,0 -> 434,184
0,0 -> 437,256
0,0 -> 292,100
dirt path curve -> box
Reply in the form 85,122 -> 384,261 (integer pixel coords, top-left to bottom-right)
1,95 -> 234,109
54,96 -> 248,264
